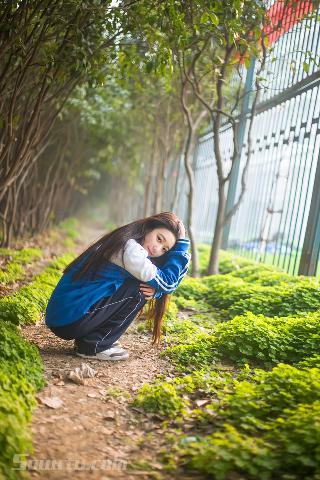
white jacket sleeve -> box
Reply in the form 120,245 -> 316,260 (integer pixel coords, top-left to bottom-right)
122,239 -> 157,282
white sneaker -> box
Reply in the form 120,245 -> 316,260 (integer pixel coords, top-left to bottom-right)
74,340 -> 122,351
97,347 -> 129,361
76,346 -> 129,361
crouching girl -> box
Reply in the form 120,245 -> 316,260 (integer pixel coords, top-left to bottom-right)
45,212 -> 190,361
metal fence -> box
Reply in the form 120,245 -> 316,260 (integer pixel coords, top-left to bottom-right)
176,2 -> 320,276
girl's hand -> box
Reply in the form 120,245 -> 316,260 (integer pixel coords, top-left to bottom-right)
140,283 -> 156,300
178,220 -> 186,239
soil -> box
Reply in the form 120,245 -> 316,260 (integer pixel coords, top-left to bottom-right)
22,319 -> 177,480
17,223 -> 194,480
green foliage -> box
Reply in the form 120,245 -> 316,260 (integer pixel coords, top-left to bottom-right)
0,322 -> 45,479
0,253 -> 76,325
0,263 -> 24,286
226,278 -> 320,318
163,333 -> 217,372
132,381 -> 190,418
214,311 -> 320,367
178,365 -> 320,480
219,364 -> 320,424
229,263 -> 288,283
0,321 -> 44,391
172,277 -> 210,308
0,247 -> 42,285
182,425 -> 277,480
178,271 -> 320,319
296,355 -> 320,369
218,250 -> 256,274
164,310 -> 320,371
0,369 -> 35,480
164,318 -> 207,345
58,217 -> 80,239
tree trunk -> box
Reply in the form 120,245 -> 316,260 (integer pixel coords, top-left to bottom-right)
207,186 -> 227,275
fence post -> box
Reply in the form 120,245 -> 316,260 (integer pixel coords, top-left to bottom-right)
298,152 -> 320,276
221,58 -> 256,249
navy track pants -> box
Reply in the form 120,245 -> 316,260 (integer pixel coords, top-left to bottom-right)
48,278 -> 147,355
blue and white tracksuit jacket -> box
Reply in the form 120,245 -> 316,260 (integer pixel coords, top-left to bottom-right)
45,238 -> 190,327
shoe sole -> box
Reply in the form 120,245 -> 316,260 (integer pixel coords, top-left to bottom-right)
75,352 -> 129,361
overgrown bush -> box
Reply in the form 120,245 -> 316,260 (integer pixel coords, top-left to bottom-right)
0,247 -> 42,285
178,364 -> 320,480
132,381 -> 190,418
176,273 -> 320,319
0,322 -> 45,480
0,321 -> 44,390
134,250 -> 320,478
0,253 -> 75,325
195,244 -> 255,274
164,310 -> 320,371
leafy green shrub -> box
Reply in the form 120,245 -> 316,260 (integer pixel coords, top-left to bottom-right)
218,250 -> 255,274
202,274 -> 261,311
191,273 -> 320,318
228,279 -> 320,317
58,217 -> 79,239
175,365 -> 320,480
0,296 -> 40,325
0,321 -> 45,479
174,277 -> 210,302
0,247 -> 42,285
163,310 -> 320,370
132,381 -> 190,418
228,263 -> 285,281
196,245 -> 255,275
0,263 -> 24,285
163,318 -> 207,345
0,247 -> 42,264
0,253 -> 76,325
218,310 -> 320,367
296,355 -> 320,369
219,364 -> 320,424
163,333 -> 217,372
0,321 -> 44,390
182,424 -> 277,480
0,370 -> 36,480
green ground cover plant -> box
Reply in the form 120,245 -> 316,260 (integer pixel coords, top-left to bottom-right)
0,253 -> 75,325
195,244 -> 255,274
133,249 -> 320,479
0,217 -> 79,479
163,310 -> 320,371
133,364 -> 320,480
176,269 -> 320,319
0,321 -> 45,479
177,364 -> 320,480
0,247 -> 42,285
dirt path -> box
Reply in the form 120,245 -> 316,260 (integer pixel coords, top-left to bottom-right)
22,321 -> 175,479
20,223 -> 178,480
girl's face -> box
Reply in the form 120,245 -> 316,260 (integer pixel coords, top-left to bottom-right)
142,228 -> 176,257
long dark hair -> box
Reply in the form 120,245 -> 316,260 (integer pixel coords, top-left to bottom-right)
64,212 -> 181,344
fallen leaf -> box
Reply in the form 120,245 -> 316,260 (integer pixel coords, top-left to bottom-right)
38,396 -> 63,409
195,399 -> 211,407
104,411 -> 116,420
87,392 -> 99,398
67,362 -> 97,385
68,371 -> 85,385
